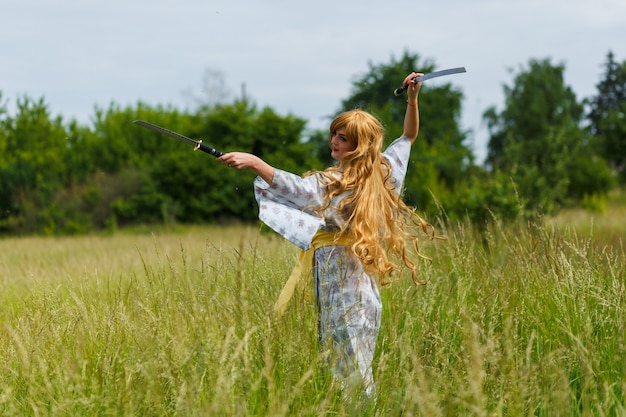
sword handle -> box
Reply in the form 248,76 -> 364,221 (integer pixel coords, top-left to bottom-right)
394,77 -> 422,96
195,142 -> 224,157
394,85 -> 409,96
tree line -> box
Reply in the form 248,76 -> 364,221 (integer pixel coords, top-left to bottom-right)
0,51 -> 624,235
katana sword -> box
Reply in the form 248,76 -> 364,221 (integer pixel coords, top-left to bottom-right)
132,120 -> 224,157
393,66 -> 467,96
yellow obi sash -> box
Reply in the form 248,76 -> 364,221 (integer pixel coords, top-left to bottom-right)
274,229 -> 351,316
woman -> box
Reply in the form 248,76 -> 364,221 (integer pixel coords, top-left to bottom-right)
218,72 -> 435,397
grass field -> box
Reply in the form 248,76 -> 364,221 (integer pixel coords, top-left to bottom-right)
0,200 -> 624,416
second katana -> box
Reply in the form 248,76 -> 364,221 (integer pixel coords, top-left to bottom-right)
133,120 -> 225,157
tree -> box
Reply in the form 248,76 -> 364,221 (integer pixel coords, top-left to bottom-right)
485,59 -> 583,167
0,96 -> 71,233
148,100 -> 313,223
483,58 -> 613,215
586,51 -> 626,182
330,51 -> 525,226
337,50 -> 473,214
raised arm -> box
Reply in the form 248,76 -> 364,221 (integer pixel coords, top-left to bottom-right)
401,72 -> 423,144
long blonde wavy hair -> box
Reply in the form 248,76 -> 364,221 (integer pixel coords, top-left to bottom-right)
309,109 -> 438,285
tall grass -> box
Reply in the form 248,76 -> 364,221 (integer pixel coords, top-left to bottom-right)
0,216 -> 624,415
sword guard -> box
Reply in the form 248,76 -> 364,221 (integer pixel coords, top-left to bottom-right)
194,140 -> 202,151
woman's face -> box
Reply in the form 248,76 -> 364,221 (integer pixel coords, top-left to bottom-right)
330,127 -> 356,161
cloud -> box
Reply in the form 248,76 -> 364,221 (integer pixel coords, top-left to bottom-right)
1,0 -> 625,162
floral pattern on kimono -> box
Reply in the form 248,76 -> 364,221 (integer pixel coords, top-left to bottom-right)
254,136 -> 411,397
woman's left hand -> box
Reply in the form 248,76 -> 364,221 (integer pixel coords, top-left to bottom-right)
404,72 -> 422,102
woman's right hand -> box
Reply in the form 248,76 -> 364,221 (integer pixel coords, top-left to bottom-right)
218,152 -> 275,184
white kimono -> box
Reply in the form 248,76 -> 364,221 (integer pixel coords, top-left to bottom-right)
254,136 -> 411,397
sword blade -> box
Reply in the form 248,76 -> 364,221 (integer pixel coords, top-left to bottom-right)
133,120 -> 199,147
393,66 -> 466,96
414,67 -> 466,82
132,120 -> 225,157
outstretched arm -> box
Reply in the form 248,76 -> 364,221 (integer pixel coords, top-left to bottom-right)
401,72 -> 423,144
218,152 -> 275,184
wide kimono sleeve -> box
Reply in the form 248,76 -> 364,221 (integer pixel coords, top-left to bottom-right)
383,135 -> 412,193
254,169 -> 326,250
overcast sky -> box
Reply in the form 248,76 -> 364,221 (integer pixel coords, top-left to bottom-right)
2,0 -> 625,162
